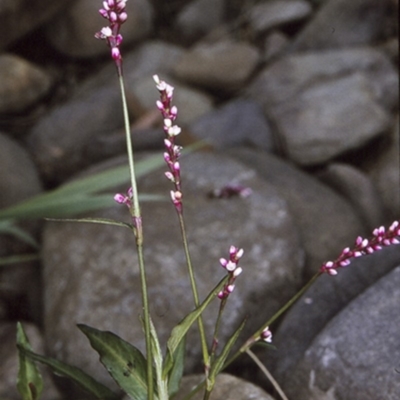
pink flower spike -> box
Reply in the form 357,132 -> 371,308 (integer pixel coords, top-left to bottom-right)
111,47 -> 121,60
170,106 -> 178,117
327,269 -> 338,276
173,161 -> 180,173
227,284 -> 235,293
355,236 -> 363,246
230,245 -> 237,253
225,261 -> 237,272
119,11 -> 128,22
325,261 -> 334,268
165,171 -> 174,182
341,247 -> 351,256
261,327 -> 273,343
100,26 -> 112,37
236,248 -> 244,259
109,11 -> 117,22
115,34 -> 123,46
168,125 -> 181,136
164,138 -> 172,149
114,193 -> 126,204
99,8 -> 108,18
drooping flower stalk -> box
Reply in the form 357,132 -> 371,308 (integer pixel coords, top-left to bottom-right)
227,220 -> 400,368
320,220 -> 400,275
96,2 -> 154,398
153,75 -> 211,370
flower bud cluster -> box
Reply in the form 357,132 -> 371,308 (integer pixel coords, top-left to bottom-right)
321,220 -> 400,276
153,75 -> 183,213
114,187 -> 133,209
95,0 -> 128,70
218,246 -> 244,299
261,326 -> 273,343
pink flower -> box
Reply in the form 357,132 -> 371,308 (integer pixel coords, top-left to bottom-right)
218,246 -> 244,299
320,220 -> 400,275
154,75 -> 183,212
95,0 -> 128,72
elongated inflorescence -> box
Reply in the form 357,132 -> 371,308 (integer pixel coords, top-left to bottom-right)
321,220 -> 400,275
95,0 -> 128,72
218,246 -> 244,299
153,75 -> 183,213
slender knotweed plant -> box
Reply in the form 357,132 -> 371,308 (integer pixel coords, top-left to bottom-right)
15,2 -> 400,400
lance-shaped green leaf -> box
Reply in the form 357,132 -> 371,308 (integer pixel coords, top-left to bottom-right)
163,276 -> 228,377
167,335 -> 185,398
208,318 -> 247,388
17,345 -> 118,399
0,220 -> 39,248
78,324 -> 149,400
149,318 -> 168,400
16,322 -> 43,400
45,217 -> 133,230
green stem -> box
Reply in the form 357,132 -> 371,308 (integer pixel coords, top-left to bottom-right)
245,349 -> 288,400
177,213 -> 210,369
209,298 -> 227,363
118,73 -> 153,400
225,271 -> 322,367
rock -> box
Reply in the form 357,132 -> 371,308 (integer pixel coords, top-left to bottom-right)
175,0 -> 225,44
248,47 -> 399,112
0,133 -> 43,322
44,0 -> 154,58
265,242 -> 400,387
42,151 -> 304,395
0,0 -> 70,50
175,373 -> 276,400
0,322 -> 62,400
247,0 -> 312,33
247,47 -> 398,165
123,41 -> 185,84
189,98 -> 274,151
289,0 -> 396,51
364,115 -> 400,220
26,84 -> 125,184
269,73 -> 391,165
263,31 -> 289,62
228,148 -> 366,278
0,54 -> 53,114
282,265 -> 400,400
316,163 -> 387,231
380,37 -> 399,65
174,40 -> 260,93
